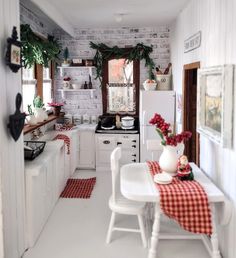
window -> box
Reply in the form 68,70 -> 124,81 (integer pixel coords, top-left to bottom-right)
43,65 -> 52,109
22,63 -> 53,113
103,56 -> 140,115
22,66 -> 37,112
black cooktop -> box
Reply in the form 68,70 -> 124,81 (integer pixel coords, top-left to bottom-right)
95,116 -> 139,134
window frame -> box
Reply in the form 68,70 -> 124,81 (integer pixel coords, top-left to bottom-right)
102,51 -> 140,116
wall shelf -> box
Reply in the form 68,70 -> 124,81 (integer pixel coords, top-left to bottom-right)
57,66 -> 96,76
57,88 -> 96,98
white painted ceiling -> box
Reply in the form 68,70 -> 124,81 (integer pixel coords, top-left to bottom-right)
45,0 -> 190,28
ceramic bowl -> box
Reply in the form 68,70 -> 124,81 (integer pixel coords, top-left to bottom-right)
143,82 -> 157,91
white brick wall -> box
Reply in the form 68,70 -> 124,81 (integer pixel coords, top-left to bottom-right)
54,26 -> 170,116
20,3 -> 54,37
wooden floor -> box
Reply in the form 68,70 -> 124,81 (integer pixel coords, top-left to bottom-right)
23,170 -> 210,258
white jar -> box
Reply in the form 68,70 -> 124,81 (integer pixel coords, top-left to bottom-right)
73,114 -> 82,125
82,114 -> 90,124
91,115 -> 97,124
64,113 -> 72,124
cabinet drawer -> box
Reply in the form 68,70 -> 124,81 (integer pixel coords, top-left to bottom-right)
97,136 -> 116,150
116,136 -> 138,149
121,150 -> 139,164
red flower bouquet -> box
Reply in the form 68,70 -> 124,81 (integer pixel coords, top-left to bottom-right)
48,102 -> 64,107
48,102 -> 64,116
149,113 -> 192,146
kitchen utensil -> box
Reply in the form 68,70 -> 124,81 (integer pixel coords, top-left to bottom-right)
8,93 -> 26,141
83,114 -> 90,124
143,82 -> 157,91
121,116 -> 134,127
73,114 -> 82,125
91,115 -> 97,124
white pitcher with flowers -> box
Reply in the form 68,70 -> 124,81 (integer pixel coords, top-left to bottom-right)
149,113 -> 192,176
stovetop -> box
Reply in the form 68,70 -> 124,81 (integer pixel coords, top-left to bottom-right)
95,116 -> 139,134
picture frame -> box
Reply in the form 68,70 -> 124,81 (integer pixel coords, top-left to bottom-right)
197,65 -> 234,148
5,26 -> 22,73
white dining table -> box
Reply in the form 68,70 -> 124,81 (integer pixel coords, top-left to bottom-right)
120,162 -> 225,258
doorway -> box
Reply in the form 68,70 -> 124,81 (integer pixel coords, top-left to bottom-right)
182,62 -> 200,165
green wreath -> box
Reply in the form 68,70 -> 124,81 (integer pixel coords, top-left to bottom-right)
90,42 -> 155,85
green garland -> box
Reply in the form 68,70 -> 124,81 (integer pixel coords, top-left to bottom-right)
90,42 -> 155,84
21,24 -> 61,68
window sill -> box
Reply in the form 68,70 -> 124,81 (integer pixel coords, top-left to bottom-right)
23,115 -> 58,135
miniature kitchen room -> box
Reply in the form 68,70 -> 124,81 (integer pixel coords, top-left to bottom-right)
0,0 -> 235,258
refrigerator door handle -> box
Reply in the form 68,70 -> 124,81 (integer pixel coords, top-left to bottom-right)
142,126 -> 146,145
142,110 -> 146,125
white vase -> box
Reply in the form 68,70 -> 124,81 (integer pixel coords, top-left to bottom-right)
35,108 -> 45,123
26,115 -> 37,125
159,143 -> 185,176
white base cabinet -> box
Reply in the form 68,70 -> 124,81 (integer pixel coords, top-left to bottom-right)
25,141 -> 65,248
95,133 -> 139,171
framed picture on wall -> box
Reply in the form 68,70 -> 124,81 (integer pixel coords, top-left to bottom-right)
197,65 -> 234,148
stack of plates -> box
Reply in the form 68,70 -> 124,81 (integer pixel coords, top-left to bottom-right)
154,173 -> 172,185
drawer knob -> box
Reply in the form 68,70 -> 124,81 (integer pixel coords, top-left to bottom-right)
132,140 -> 136,143
132,159 -> 136,162
132,145 -> 136,148
103,140 -> 110,144
132,154 -> 136,157
117,142 -> 122,145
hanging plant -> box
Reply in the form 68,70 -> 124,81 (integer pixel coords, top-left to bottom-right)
90,42 -> 155,85
20,24 -> 61,68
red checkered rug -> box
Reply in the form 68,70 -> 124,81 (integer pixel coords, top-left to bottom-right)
147,161 -> 212,235
60,178 -> 96,199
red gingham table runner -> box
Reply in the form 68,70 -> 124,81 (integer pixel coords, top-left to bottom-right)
147,161 -> 212,235
53,134 -> 70,154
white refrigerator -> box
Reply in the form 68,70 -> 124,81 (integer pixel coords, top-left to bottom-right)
139,90 -> 176,162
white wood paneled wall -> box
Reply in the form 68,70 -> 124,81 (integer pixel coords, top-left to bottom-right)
170,1 -> 236,258
0,0 -> 26,258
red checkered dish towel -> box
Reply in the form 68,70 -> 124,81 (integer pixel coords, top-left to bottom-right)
53,134 -> 70,154
147,161 -> 212,235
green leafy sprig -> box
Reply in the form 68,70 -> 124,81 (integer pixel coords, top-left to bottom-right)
21,24 -> 61,68
90,42 -> 155,85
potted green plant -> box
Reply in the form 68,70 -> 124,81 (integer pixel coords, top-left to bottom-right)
62,47 -> 70,67
26,105 -> 37,125
33,96 -> 47,122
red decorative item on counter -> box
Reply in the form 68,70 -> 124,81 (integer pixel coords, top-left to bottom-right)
53,134 -> 70,154
177,155 -> 194,180
149,113 -> 192,146
48,102 -> 64,116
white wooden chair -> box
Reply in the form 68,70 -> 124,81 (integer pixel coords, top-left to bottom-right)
106,147 -> 147,248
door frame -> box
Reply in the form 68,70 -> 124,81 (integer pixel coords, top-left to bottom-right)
182,62 -> 200,166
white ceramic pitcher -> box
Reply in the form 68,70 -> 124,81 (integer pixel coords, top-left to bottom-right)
159,143 -> 185,176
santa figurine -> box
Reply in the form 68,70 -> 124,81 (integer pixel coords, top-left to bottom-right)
177,155 -> 194,181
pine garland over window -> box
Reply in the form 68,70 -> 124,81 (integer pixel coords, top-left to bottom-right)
90,42 -> 155,84
21,24 -> 61,68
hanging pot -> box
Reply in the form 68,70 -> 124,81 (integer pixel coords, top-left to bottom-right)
121,116 -> 134,127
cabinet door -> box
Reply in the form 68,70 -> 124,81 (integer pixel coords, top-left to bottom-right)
96,135 -> 116,169
78,131 -> 95,168
79,131 -> 95,150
